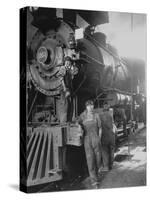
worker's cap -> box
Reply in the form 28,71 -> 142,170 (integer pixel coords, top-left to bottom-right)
85,100 -> 94,106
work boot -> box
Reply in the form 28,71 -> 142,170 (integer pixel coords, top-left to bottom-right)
101,166 -> 109,172
91,182 -> 99,189
98,166 -> 103,174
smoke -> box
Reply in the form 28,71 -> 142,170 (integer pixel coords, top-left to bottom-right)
97,11 -> 146,62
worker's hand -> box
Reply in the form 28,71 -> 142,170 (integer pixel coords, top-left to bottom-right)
75,120 -> 80,126
113,123 -> 117,134
71,117 -> 78,124
99,128 -> 102,139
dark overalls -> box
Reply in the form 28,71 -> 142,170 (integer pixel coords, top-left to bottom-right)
100,110 -> 115,170
79,111 -> 102,184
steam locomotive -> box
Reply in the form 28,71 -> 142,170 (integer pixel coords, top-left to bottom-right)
20,7 -> 144,189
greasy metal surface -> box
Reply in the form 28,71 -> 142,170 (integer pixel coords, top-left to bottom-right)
29,21 -> 74,96
26,125 -> 83,186
27,126 -> 63,186
29,17 -> 129,97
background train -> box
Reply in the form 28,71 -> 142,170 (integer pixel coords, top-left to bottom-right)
20,7 -> 146,189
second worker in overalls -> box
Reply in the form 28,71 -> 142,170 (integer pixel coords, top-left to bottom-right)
78,100 -> 102,188
100,102 -> 116,171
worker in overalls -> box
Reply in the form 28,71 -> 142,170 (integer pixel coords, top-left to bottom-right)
59,56 -> 78,122
100,102 -> 116,171
78,100 -> 102,188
